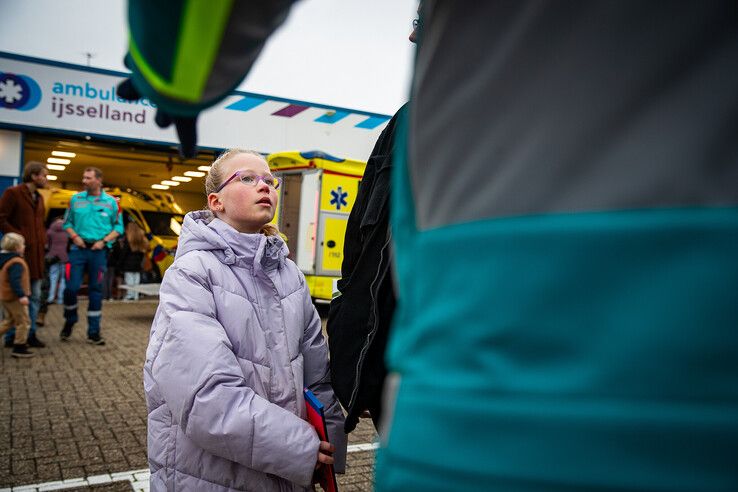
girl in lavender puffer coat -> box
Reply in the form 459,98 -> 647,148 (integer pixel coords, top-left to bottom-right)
144,149 -> 346,491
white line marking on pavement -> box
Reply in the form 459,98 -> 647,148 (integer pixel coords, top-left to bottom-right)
3,468 -> 149,492
347,442 -> 380,453
4,443 -> 379,491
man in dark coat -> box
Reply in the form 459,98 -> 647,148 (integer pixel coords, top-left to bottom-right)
0,161 -> 49,348
326,107 -> 403,433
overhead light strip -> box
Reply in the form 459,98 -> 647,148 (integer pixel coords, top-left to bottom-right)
51,151 -> 76,158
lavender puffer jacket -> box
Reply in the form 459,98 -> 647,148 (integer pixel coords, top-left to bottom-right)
144,211 -> 347,491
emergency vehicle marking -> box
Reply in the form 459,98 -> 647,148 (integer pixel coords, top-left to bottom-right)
329,186 -> 348,210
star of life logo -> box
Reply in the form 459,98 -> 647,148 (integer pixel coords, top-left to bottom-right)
329,186 -> 348,210
0,72 -> 42,111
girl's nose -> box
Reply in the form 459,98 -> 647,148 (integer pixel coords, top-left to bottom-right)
255,178 -> 270,191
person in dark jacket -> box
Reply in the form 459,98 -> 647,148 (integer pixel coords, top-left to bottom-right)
45,216 -> 69,305
326,107 -> 404,432
37,215 -> 70,327
325,15 -> 418,434
0,233 -> 35,358
118,221 -> 149,301
0,161 -> 48,348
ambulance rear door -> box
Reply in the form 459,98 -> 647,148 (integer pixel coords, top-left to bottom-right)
315,170 -> 361,276
275,169 -> 321,274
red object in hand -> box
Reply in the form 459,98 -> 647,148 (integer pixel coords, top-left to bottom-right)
304,388 -> 338,492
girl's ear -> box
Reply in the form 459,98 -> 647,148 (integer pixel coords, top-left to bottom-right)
207,192 -> 222,212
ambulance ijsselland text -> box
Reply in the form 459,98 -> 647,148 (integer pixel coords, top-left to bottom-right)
50,81 -> 155,123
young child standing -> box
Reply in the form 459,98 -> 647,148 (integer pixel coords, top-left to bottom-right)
144,149 -> 346,491
0,232 -> 35,358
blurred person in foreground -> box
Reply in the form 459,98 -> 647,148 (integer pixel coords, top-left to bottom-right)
121,2 -> 738,490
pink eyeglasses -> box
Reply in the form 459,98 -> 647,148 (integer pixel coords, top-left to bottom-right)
216,170 -> 281,192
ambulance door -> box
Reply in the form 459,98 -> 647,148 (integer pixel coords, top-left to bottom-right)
276,170 -> 321,274
316,171 -> 361,275
277,173 -> 303,263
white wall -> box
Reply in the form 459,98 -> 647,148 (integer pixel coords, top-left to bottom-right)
0,129 -> 22,179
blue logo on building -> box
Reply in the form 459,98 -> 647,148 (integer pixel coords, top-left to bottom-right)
0,72 -> 41,111
329,186 -> 348,210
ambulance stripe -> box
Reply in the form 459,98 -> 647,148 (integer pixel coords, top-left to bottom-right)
315,110 -> 350,124
272,104 -> 309,117
225,95 -> 267,112
355,115 -> 390,129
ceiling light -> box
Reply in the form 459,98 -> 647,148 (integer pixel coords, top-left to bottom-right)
151,184 -> 169,190
197,166 -> 211,172
161,180 -> 180,186
171,176 -> 192,182
184,171 -> 206,177
47,175 -> 58,181
47,157 -> 71,165
51,151 -> 76,158
47,164 -> 66,171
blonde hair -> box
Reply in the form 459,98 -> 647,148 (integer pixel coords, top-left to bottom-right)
1,232 -> 25,251
204,149 -> 280,237
125,221 -> 149,253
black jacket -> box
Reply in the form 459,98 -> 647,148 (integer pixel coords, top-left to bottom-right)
327,104 -> 406,432
117,239 -> 145,273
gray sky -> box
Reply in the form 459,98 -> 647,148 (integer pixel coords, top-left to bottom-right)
0,0 -> 417,115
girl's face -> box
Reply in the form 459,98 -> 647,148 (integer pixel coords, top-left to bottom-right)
208,153 -> 278,233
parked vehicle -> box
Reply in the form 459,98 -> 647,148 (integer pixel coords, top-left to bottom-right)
267,150 -> 366,302
43,186 -> 183,279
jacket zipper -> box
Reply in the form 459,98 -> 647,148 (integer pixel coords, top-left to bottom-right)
347,231 -> 392,412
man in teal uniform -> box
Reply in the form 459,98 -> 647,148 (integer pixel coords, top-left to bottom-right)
60,167 -> 123,345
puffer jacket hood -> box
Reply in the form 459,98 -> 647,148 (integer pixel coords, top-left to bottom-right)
145,211 -> 346,491
176,210 -> 288,269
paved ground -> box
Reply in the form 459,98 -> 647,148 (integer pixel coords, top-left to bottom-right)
0,300 -> 377,491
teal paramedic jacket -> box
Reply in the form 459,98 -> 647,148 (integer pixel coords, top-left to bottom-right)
62,190 -> 124,245
377,2 -> 738,491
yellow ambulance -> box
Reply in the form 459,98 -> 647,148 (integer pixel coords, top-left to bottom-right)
43,187 -> 183,278
267,150 -> 366,302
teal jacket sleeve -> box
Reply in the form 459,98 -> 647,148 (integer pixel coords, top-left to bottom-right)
112,202 -> 124,237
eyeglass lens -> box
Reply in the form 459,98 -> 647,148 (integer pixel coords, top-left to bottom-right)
240,173 -> 280,189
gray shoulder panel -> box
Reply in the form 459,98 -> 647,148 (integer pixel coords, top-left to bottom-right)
411,1 -> 738,230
